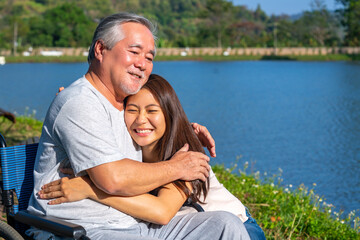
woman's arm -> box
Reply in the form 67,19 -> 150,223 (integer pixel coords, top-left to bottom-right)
39,176 -> 189,225
92,181 -> 188,225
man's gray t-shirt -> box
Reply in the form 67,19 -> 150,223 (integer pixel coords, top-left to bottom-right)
27,76 -> 142,231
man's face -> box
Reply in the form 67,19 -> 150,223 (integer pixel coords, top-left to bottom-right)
101,22 -> 155,100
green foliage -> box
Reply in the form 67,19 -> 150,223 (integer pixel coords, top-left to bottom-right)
5,55 -> 87,63
212,164 -> 360,239
0,109 -> 42,146
337,0 -> 360,46
0,0 -> 358,50
27,3 -> 96,47
292,1 -> 342,47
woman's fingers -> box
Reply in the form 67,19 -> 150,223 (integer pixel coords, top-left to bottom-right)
39,191 -> 63,199
38,176 -> 90,204
41,179 -> 62,189
191,122 -> 216,157
39,178 -> 68,200
48,197 -> 67,205
40,184 -> 61,194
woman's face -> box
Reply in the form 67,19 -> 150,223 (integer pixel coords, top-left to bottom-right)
125,88 -> 166,149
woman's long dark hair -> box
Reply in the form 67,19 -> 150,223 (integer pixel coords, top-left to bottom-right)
125,74 -> 209,203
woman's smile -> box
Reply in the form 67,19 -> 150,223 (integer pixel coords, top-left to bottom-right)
133,128 -> 154,136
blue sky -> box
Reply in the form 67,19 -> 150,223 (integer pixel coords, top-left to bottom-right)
230,0 -> 341,15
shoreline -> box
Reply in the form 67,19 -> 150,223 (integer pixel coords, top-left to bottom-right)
2,54 -> 360,63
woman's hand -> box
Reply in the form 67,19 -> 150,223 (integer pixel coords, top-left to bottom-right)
56,87 -> 64,96
38,176 -> 95,205
191,122 -> 216,157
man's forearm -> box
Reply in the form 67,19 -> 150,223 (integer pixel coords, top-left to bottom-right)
87,159 -> 181,196
87,146 -> 210,196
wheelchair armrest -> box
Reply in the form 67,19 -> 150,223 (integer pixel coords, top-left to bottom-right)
11,210 -> 88,240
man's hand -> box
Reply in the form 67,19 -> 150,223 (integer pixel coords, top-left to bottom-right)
169,144 -> 210,182
191,123 -> 216,157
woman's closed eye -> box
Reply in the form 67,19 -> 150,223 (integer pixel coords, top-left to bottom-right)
126,108 -> 138,113
147,109 -> 159,113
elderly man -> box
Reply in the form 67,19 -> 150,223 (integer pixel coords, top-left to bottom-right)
27,12 -> 250,239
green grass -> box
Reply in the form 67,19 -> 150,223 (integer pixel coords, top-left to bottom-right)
213,164 -> 360,239
0,111 -> 43,146
1,116 -> 359,239
5,55 -> 87,63
3,54 -> 360,63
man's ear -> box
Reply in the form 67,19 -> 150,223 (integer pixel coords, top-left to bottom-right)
94,40 -> 106,62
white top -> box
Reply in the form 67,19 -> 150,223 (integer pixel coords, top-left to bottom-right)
177,168 -> 248,222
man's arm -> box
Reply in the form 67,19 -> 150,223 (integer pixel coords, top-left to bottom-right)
87,144 -> 210,196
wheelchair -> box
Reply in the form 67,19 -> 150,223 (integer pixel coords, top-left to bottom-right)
0,133 -> 203,239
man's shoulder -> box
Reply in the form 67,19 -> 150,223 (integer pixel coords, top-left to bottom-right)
60,76 -> 94,99
45,76 -> 108,123
53,76 -> 104,108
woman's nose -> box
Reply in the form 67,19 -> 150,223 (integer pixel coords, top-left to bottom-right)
136,111 -> 147,124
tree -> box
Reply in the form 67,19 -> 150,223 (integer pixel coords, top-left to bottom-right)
27,3 -> 96,47
198,0 -> 233,48
254,4 -> 267,22
290,0 -> 341,47
337,0 -> 360,46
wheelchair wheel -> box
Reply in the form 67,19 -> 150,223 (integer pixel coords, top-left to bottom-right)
0,221 -> 24,240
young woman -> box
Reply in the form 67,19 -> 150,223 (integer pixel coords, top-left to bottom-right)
39,74 -> 265,239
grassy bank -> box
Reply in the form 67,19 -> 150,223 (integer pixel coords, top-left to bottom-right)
213,165 -> 360,239
2,54 -> 360,63
4,55 -> 88,63
1,116 -> 359,239
0,114 -> 42,146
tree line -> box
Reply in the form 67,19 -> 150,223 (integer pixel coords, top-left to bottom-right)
0,0 -> 358,54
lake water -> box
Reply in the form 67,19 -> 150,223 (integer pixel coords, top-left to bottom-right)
1,61 -> 359,218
